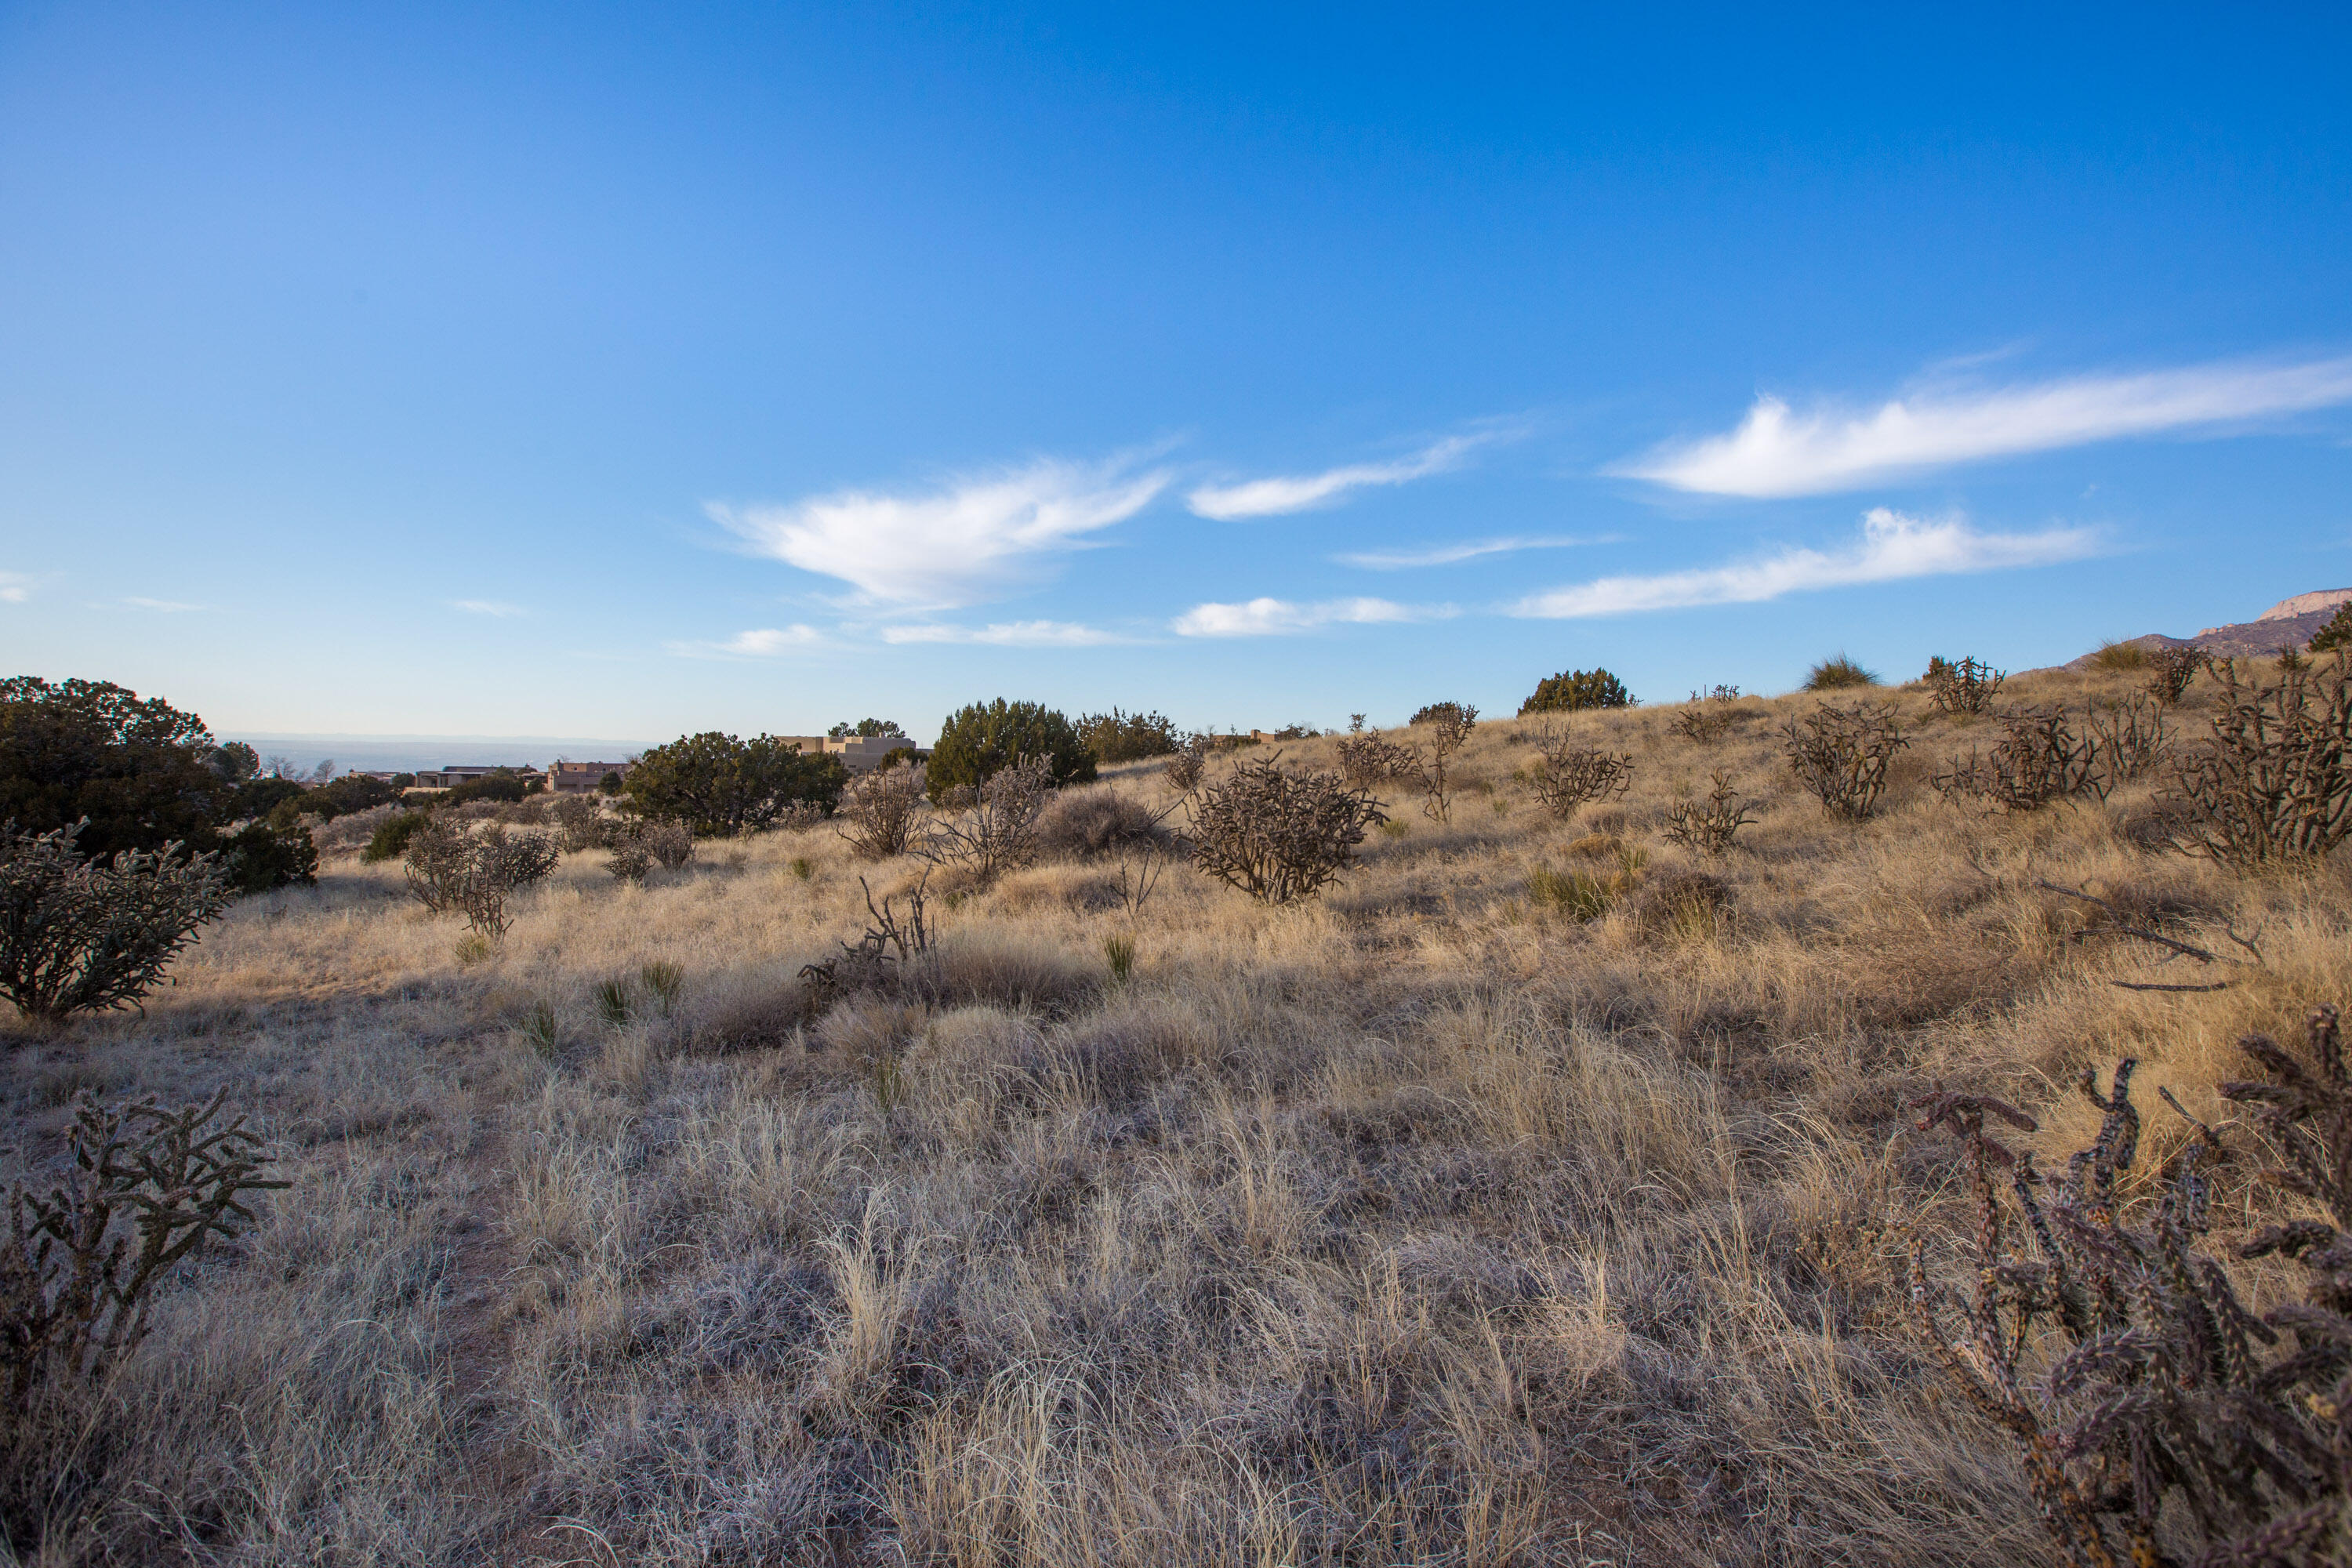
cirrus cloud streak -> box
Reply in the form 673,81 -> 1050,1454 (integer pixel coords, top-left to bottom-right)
1511,508 -> 2099,619
1187,433 -> 1494,521
1617,355 -> 2352,496
881,619 -> 1132,647
1172,597 -> 1454,637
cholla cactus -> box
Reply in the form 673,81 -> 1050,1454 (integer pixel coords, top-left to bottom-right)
1908,1006 -> 2352,1567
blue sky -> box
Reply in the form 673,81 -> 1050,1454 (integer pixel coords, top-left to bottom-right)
3,3 -> 2348,746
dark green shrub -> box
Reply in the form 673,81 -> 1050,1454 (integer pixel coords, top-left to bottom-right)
0,821 -> 230,1020
624,733 -> 848,835
234,776 -> 309,822
828,717 -> 902,739
363,810 -> 432,863
597,771 -> 624,796
1517,669 -> 1634,716
442,768 -> 531,806
299,774 -> 397,821
0,678 -> 229,857
390,772 -> 416,789
924,699 -> 1096,804
880,746 -> 920,771
2310,601 -> 2352,654
1076,708 -> 1182,763
1803,653 -> 1879,690
221,820 -> 318,894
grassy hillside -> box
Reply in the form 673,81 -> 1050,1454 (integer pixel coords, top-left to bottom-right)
4,660 -> 2344,1566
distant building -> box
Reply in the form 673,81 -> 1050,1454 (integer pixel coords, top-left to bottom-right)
548,760 -> 635,794
773,734 -> 931,776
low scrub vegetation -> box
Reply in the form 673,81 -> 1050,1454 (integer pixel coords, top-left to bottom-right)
2163,651 -> 2352,868
1803,651 -> 1879,690
1783,699 -> 1908,818
1076,707 -> 1183,763
1518,666 -> 1634,714
623,731 -> 848,834
927,699 -> 1096,801
12,652 -> 2352,1566
1924,654 -> 2005,713
1526,728 -> 1634,819
0,822 -> 230,1022
1189,753 -> 1384,902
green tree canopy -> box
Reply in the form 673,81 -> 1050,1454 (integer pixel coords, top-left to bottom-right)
624,732 -> 848,835
926,699 -> 1096,802
1518,668 -> 1635,716
1076,708 -> 1182,763
2310,601 -> 2352,654
0,677 -> 228,855
828,717 -> 903,739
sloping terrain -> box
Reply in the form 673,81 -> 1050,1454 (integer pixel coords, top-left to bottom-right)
2,661 -> 2346,1566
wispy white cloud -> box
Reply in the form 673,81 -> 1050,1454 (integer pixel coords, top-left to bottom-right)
1510,508 -> 2100,618
1617,355 -> 2352,497
1187,432 -> 1498,521
122,596 -> 205,612
712,453 -> 1170,609
881,619 -> 1133,647
451,599 -> 527,617
1337,534 -> 1616,570
1171,596 -> 1454,637
667,625 -> 829,659
0,573 -> 31,604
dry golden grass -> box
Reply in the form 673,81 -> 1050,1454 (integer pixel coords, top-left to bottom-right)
4,664 -> 2348,1565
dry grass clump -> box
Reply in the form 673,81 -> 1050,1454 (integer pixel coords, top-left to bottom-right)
10,655 -> 2352,1565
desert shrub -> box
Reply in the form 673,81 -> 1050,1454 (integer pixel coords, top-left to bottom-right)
626,733 -> 846,835
1526,864 -> 1615,921
608,837 -> 651,884
1035,788 -> 1174,861
441,768 -> 532,807
2146,644 -> 2205,706
2,1089 -> 285,1399
1668,687 -> 1748,742
284,773 -> 397,822
1407,702 -> 1477,824
451,826 -> 560,940
1925,655 -> 2005,714
828,717 -> 902,739
921,756 -> 1054,884
1803,652 -> 1878,690
597,769 -> 624,795
1334,732 -> 1416,789
925,699 -> 1095,803
644,821 -> 695,869
404,821 -> 557,935
1906,1007 -> 2352,1567
2310,601 -> 2352,654
1189,755 -> 1385,904
1528,726 -> 1633,820
2161,652 -> 2351,869
2089,638 -> 2150,671
229,775 -> 307,822
362,809 -> 431,863
0,821 -> 230,1022
1662,773 -> 1759,855
1163,734 -> 1211,793
1783,701 -> 1908,818
1517,668 -> 1633,716
1076,707 -> 1182,763
771,799 -> 826,833
0,677 -> 230,857
220,818 -> 318,893
1933,705 -> 2105,811
837,763 -> 927,860
400,817 -> 473,911
549,793 -> 605,851
1937,699 -> 2173,813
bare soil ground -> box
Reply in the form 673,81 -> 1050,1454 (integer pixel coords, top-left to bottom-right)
4,661 -> 2346,1566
